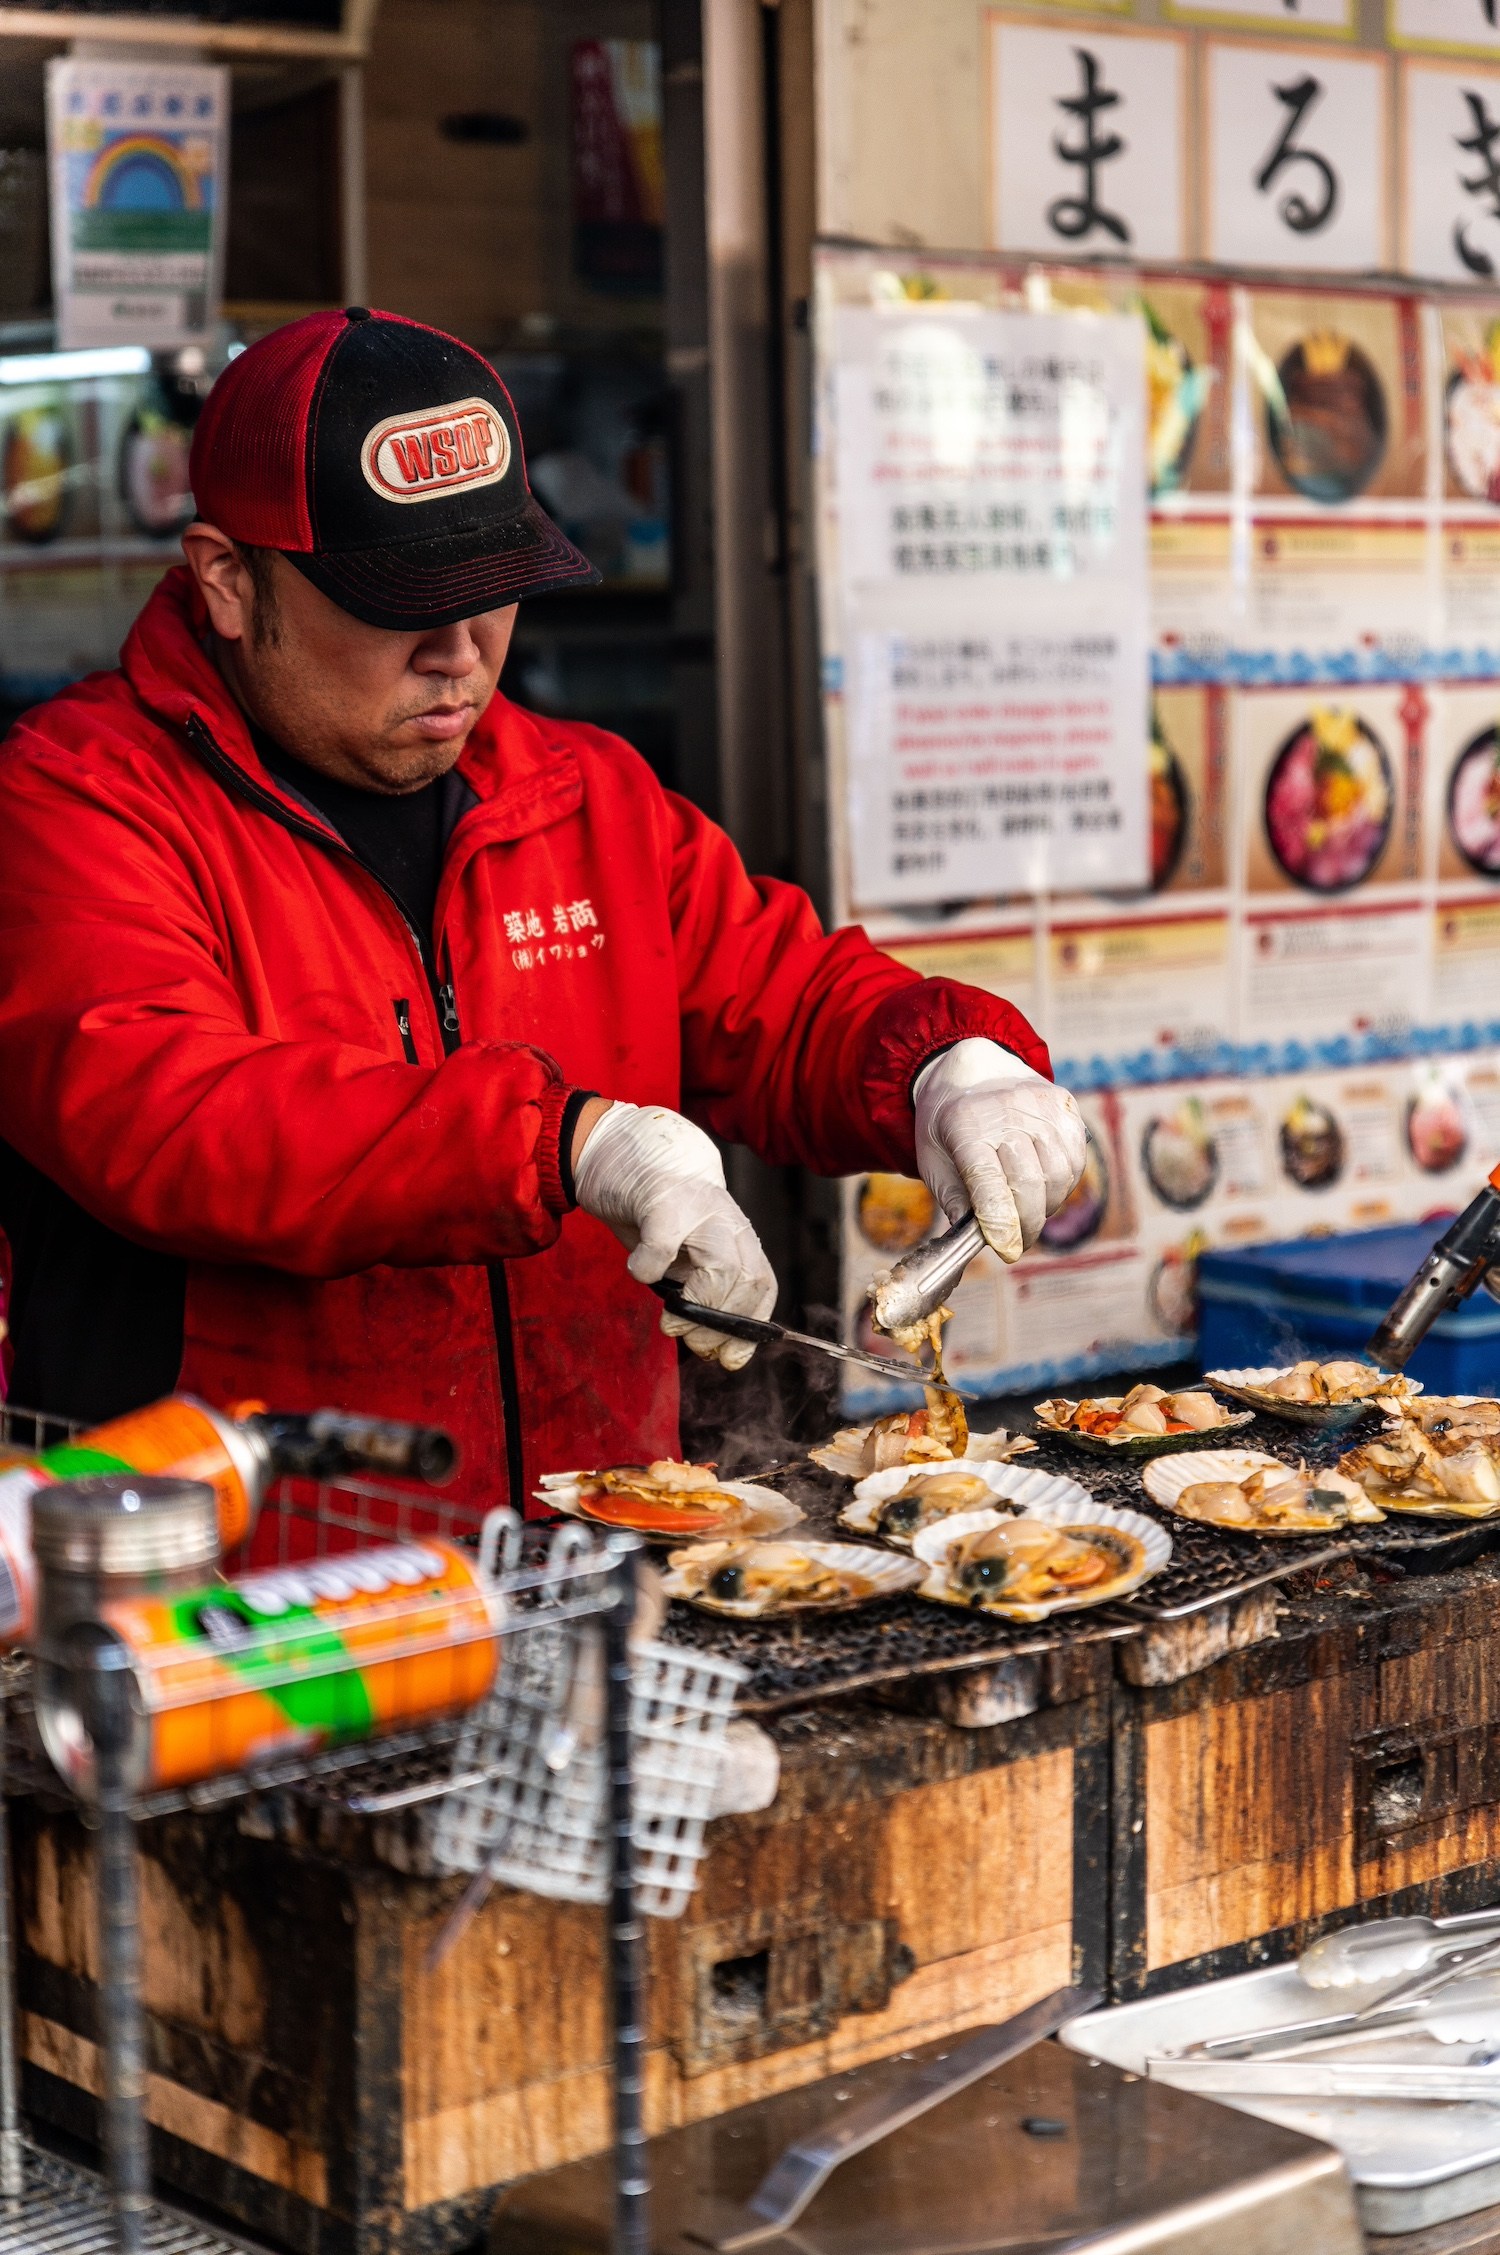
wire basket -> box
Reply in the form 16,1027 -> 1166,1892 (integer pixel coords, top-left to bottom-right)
425,1611 -> 744,1918
0,2141 -> 256,2251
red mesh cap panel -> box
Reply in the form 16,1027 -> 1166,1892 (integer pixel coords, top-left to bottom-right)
189,311 -> 346,551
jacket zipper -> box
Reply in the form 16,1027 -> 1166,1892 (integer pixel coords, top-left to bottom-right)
183,710 -> 526,1510
392,1000 -> 419,1064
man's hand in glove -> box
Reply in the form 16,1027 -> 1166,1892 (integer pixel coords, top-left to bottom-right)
571,1099 -> 777,1369
913,1039 -> 1088,1264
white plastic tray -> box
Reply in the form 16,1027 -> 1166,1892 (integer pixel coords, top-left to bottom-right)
1062,1941 -> 1500,2235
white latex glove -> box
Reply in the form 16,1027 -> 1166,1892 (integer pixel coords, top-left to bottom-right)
572,1102 -> 777,1369
913,1039 -> 1088,1264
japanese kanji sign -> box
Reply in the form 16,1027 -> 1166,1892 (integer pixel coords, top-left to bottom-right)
1204,40 -> 1390,269
828,304 -> 1150,907
989,20 -> 1187,262
1403,56 -> 1500,277
1166,0 -> 1353,33
1391,0 -> 1500,57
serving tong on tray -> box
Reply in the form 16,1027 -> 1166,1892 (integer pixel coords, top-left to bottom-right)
1170,1919 -> 1500,2068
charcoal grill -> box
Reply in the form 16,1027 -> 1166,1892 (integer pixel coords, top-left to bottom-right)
656,1411 -> 1500,1713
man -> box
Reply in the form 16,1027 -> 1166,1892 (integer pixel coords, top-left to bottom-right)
0,308 -> 1084,1509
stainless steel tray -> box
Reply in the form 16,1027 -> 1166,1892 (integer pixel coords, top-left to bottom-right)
1062,1934 -> 1500,2236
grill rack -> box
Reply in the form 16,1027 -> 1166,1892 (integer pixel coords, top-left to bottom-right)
0,2143 -> 257,2254
660,1412 -> 1500,1711
0,1406 -> 664,2255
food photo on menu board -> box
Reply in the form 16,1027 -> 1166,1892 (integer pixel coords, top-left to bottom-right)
1149,687 -> 1227,895
1447,724 -> 1500,879
1239,687 -> 1424,898
1145,1228 -> 1208,1343
1436,689 -> 1500,885
1140,1094 -> 1221,1214
1049,272 -> 1232,501
1264,709 -> 1395,894
1406,1063 -> 1471,1178
1441,307 -> 1500,507
1279,1090 -> 1346,1192
1245,289 -> 1426,506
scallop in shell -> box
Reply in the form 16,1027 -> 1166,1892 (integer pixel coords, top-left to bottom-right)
1034,1383 -> 1252,1458
662,1538 -> 922,1617
1338,1424 -> 1500,1518
812,1388 -> 1036,1479
1207,1362 -> 1419,1429
536,1464 -> 802,1541
913,1500 -> 1169,1623
840,1458 -> 1090,1549
1143,1448 -> 1383,1532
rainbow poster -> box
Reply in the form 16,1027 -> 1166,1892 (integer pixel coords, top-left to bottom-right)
46,59 -> 228,351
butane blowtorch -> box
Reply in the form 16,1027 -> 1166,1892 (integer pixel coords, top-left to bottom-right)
1368,1163 -> 1500,1370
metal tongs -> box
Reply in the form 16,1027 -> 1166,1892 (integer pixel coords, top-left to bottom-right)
1184,1927 -> 1500,2064
649,1280 -> 970,1390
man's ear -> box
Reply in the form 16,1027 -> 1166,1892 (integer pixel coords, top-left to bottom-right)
181,521 -> 254,642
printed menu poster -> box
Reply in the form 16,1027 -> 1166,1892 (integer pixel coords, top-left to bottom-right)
46,58 -> 227,350
1439,304 -> 1500,667
828,302 -> 1150,909
1243,289 -> 1435,674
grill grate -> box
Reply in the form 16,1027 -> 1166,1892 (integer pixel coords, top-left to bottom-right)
657,1413 -> 1500,1711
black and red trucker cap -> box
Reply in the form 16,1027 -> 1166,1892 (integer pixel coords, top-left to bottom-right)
189,307 -> 599,630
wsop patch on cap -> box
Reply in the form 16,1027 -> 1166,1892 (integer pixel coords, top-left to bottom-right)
360,398 -> 511,503
189,307 -> 598,629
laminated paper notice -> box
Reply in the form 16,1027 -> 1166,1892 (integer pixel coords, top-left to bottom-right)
831,304 -> 1150,909
46,58 -> 227,350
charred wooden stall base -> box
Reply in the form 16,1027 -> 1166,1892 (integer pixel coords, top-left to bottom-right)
11,1690 -> 1110,2255
1112,1548 -> 1500,2001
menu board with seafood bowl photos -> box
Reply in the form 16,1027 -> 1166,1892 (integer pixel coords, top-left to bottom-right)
839,1055 -> 1499,1407
816,242 -> 1500,1398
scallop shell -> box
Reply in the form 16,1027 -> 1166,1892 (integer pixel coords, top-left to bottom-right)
1206,1365 -> 1420,1430
662,1537 -> 923,1617
1033,1394 -> 1254,1459
840,1460 -> 1090,1548
536,1471 -> 803,1542
810,1425 -> 1037,1480
1142,1448 -> 1384,1533
911,1500 -> 1170,1623
1361,1489 -> 1500,1521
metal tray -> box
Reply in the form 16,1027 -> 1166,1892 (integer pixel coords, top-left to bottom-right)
1061,1928 -> 1500,2235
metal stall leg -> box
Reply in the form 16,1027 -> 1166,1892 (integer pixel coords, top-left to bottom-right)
81,1637 -> 151,2254
603,1541 -> 650,2255
0,1694 -> 23,2203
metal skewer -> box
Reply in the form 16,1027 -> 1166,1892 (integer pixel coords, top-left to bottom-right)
603,1541 -> 650,2255
0,1686 -> 22,2205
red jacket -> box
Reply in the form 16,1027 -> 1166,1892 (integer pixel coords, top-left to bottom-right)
0,569 -> 1048,1513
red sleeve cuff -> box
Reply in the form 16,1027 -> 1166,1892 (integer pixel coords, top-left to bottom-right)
535,1079 -> 579,1215
856,980 -> 1053,1172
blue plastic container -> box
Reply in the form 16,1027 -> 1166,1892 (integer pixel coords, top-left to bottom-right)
1196,1223 -> 1500,1395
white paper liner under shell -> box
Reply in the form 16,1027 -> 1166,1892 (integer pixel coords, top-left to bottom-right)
810,1425 -> 1037,1480
1142,1448 -> 1384,1532
1206,1365 -> 1421,1429
536,1471 -> 802,1540
840,1459 -> 1091,1547
911,1500 -> 1170,1622
661,1537 -> 924,1616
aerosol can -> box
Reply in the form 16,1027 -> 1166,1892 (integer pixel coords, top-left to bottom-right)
0,1395 -> 456,1643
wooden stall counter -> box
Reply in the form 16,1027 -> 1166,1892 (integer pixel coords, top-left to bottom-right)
1113,1548 -> 1500,2000
10,1660 -> 1111,2255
